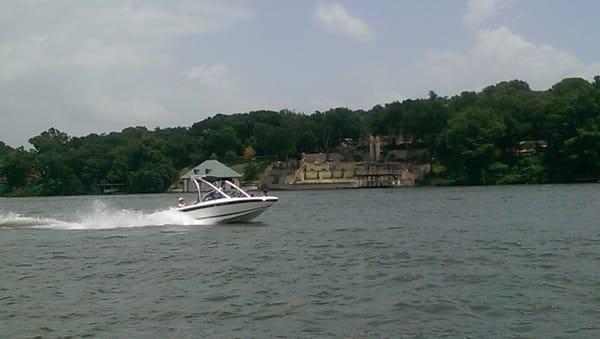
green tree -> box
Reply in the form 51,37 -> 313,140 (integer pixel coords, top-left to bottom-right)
29,128 -> 70,153
1,149 -> 34,191
444,108 -> 507,184
202,126 -> 242,157
0,141 -> 12,159
313,108 -> 364,154
128,163 -> 177,193
561,123 -> 600,180
254,123 -> 297,159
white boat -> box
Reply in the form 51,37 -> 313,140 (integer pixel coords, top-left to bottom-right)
175,176 -> 278,223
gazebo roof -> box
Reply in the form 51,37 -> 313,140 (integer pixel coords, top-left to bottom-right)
180,160 -> 242,179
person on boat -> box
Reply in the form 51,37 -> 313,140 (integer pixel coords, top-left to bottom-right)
177,197 -> 186,207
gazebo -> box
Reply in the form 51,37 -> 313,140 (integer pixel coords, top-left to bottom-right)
180,160 -> 242,192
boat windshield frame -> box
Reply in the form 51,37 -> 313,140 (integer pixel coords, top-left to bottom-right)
191,176 -> 251,202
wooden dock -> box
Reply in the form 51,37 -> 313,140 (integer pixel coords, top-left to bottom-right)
355,163 -> 411,188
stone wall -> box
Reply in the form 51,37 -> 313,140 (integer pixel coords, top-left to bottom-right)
262,152 -> 430,189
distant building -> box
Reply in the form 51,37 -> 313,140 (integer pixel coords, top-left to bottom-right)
516,140 -> 548,156
180,160 -> 242,192
97,183 -> 128,194
296,153 -> 354,182
302,152 -> 343,164
385,149 -> 427,162
355,163 -> 429,188
369,135 -> 382,162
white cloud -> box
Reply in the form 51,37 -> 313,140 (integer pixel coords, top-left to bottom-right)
315,3 -> 374,42
310,90 -> 407,112
0,0 -> 252,146
90,96 -> 169,124
0,1 -> 252,82
184,64 -> 236,91
463,0 -> 515,28
420,26 -> 600,93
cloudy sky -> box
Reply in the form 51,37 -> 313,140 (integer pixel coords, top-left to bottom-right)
1,0 -> 599,147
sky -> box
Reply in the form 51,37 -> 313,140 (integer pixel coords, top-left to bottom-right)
1,0 -> 599,147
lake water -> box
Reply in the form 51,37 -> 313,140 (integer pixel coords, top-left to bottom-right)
1,184 -> 600,337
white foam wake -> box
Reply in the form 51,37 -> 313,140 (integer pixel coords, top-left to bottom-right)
0,200 -> 207,230
0,212 -> 74,228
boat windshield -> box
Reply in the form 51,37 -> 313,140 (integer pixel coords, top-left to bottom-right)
193,177 -> 251,202
202,189 -> 243,201
202,190 -> 223,201
224,189 -> 244,198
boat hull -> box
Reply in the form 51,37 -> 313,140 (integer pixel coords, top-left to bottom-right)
176,197 -> 278,223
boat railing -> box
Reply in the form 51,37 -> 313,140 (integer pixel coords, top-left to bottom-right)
191,176 -> 252,202
223,180 -> 252,198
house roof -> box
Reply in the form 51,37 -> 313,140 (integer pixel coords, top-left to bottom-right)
180,160 -> 242,179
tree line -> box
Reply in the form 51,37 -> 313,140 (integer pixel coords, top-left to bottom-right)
1,76 -> 600,196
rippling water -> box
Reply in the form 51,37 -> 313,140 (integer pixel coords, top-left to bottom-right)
1,185 -> 600,337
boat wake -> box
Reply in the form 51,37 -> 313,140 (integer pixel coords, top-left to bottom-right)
0,201 -> 208,230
